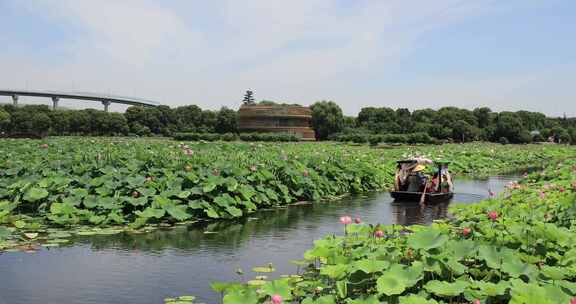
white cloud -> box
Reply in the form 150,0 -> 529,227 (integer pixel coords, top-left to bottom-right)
5,0 -> 573,117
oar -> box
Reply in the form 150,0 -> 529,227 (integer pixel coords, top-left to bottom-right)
420,181 -> 428,204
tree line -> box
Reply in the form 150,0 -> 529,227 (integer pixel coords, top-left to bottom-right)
310,101 -> 576,144
0,101 -> 574,144
0,104 -> 237,137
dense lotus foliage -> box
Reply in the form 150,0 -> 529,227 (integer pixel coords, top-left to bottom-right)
0,138 -> 573,252
216,159 -> 576,304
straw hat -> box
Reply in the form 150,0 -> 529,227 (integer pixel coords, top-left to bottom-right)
413,164 -> 426,172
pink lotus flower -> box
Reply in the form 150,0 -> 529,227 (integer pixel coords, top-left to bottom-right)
339,216 -> 352,225
374,230 -> 384,238
40,143 -> 49,149
487,211 -> 498,221
473,300 -> 481,304
354,217 -> 361,224
488,189 -> 495,197
539,191 -> 546,199
303,170 -> 309,177
462,227 -> 471,236
559,186 -> 565,193
271,294 -> 282,304
570,298 -> 576,304
249,165 -> 257,172
131,191 -> 140,198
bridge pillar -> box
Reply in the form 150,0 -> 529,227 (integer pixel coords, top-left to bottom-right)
51,97 -> 60,110
102,100 -> 111,112
11,95 -> 19,106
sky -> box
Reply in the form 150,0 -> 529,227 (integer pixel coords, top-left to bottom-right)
0,0 -> 574,116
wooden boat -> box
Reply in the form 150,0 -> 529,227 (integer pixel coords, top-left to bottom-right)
391,159 -> 454,203
390,191 -> 453,203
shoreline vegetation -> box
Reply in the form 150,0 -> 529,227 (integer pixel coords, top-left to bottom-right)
1,100 -> 576,146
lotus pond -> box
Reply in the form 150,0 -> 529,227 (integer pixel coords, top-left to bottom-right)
0,138 -> 574,304
0,176 -> 514,304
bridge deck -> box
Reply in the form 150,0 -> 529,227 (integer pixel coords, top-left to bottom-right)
0,89 -> 160,108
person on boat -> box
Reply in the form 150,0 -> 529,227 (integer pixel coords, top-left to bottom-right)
428,167 -> 453,193
406,164 -> 427,192
394,162 -> 418,191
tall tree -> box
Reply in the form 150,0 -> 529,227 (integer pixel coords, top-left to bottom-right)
242,90 -> 255,105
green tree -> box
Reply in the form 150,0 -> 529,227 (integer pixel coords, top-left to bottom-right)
310,101 -> 344,140
199,110 -> 218,133
242,90 -> 255,105
473,107 -> 492,128
30,113 -> 52,136
174,105 -> 203,132
48,110 -> 71,135
69,110 -> 91,135
215,107 -> 238,134
494,112 -> 524,143
452,120 -> 480,142
0,108 -> 10,133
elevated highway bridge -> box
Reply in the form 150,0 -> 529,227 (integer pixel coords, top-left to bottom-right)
0,89 -> 161,112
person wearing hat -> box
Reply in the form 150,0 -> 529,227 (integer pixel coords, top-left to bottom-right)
406,164 -> 427,192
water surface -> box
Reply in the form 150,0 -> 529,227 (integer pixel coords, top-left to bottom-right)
0,176 -> 516,304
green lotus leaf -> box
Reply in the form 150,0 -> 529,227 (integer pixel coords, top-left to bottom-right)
13,220 -> 26,229
24,187 -> 49,202
398,295 -> 439,304
446,239 -> 477,260
407,228 -> 448,250
261,279 -> 292,300
376,275 -> 407,296
302,295 -> 336,304
501,258 -> 533,278
225,206 -> 243,217
477,245 -> 503,269
252,266 -> 276,273
539,266 -> 568,280
320,264 -> 348,279
165,205 -> 191,221
246,279 -> 266,286
204,208 -> 220,219
345,295 -> 380,304
510,281 -> 562,304
0,227 -> 12,240
223,287 -> 259,304
424,280 -> 468,297
353,259 -> 390,274
443,258 -> 466,275
210,281 -> 235,293
471,280 -> 509,296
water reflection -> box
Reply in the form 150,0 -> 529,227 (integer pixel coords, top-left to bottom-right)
0,176 -> 517,304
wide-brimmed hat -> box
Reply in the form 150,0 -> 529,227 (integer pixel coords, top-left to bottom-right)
413,164 -> 426,172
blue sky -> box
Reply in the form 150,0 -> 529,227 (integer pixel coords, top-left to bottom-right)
0,0 -> 574,116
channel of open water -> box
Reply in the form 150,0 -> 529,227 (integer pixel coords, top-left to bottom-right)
0,176 -> 517,304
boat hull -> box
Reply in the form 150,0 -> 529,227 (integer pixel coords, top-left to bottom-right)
390,191 -> 453,203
